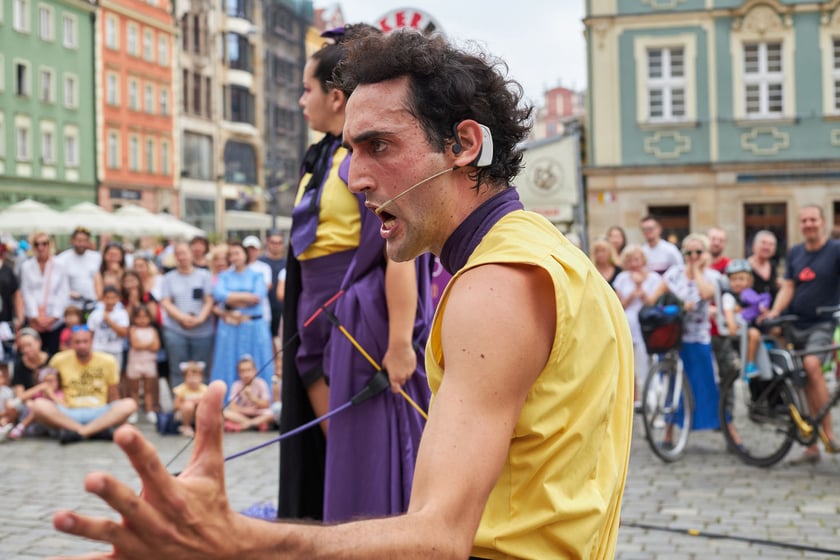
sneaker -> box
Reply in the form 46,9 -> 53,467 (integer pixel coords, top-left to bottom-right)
788,450 -> 821,466
59,429 -> 84,445
9,423 -> 25,440
224,420 -> 242,433
127,412 -> 139,424
0,424 -> 12,442
145,411 -> 158,424
744,362 -> 759,380
89,427 -> 115,441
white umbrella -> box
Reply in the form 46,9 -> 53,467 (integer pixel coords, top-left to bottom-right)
62,202 -> 125,234
0,199 -> 69,235
114,205 -> 203,239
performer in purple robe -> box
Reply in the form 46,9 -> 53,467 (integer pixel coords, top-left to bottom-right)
279,25 -> 433,523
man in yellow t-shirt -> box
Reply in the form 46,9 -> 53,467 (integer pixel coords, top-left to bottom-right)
28,326 -> 136,444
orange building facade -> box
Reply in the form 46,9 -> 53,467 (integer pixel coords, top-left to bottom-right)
97,0 -> 177,213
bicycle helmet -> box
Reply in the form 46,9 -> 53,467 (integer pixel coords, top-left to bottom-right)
725,258 -> 752,276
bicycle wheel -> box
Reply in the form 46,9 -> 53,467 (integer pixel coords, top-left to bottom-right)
642,353 -> 693,462
718,373 -> 797,467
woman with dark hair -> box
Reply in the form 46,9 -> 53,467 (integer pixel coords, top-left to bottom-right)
280,25 -> 435,524
607,225 -> 627,256
209,243 -> 273,402
94,242 -> 126,300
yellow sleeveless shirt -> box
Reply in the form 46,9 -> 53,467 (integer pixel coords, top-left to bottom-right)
427,211 -> 634,559
293,145 -> 360,261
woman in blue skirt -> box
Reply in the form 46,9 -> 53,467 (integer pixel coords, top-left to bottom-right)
210,242 -> 274,404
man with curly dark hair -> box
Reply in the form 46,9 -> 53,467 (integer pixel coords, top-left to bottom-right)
53,30 -> 633,560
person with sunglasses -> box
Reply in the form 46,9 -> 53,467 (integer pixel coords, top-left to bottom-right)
19,232 -> 70,355
656,233 -> 722,443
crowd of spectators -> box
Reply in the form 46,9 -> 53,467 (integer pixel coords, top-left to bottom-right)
593,209 -> 839,464
0,226 -> 287,443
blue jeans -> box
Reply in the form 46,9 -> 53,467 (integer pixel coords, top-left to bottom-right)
163,328 -> 214,388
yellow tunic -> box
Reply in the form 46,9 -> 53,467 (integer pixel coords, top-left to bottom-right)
426,211 -> 634,560
49,350 -> 120,408
293,146 -> 360,261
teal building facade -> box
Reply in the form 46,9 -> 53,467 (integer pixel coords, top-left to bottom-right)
585,0 -> 840,256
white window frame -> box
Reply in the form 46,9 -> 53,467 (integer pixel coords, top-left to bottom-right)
107,130 -> 120,169
13,0 -> 30,33
145,136 -> 155,173
127,23 -> 138,56
63,73 -> 78,108
143,28 -> 154,62
105,14 -> 119,49
39,66 -> 54,103
157,35 -> 168,66
38,4 -> 53,41
159,87 -> 169,115
634,34 -> 697,125
14,59 -> 31,97
40,120 -> 56,164
106,72 -> 119,105
62,14 -> 77,49
15,117 -> 31,161
129,134 -> 140,171
64,124 -> 79,168
128,78 -> 139,110
742,42 -> 784,119
144,82 -> 154,113
161,139 -> 170,174
0,114 -> 6,160
731,7 -> 794,121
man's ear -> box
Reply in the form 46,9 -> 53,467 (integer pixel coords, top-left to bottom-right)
451,120 -> 491,168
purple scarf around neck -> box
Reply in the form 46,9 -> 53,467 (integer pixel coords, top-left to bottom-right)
439,187 -> 523,275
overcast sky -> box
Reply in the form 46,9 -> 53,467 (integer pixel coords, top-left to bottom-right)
315,1 -> 588,107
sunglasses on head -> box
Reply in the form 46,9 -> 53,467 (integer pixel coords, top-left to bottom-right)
71,324 -> 90,333
683,249 -> 703,257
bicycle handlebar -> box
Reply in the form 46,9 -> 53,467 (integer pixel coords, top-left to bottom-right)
760,314 -> 800,328
816,304 -> 840,320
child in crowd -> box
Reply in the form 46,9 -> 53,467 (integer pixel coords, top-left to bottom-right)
723,259 -> 772,378
126,305 -> 161,425
171,361 -> 208,437
224,355 -> 274,432
87,286 -> 130,369
59,306 -> 84,351
2,367 -> 64,440
0,367 -> 14,440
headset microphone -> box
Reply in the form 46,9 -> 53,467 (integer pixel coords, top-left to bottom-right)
374,123 -> 494,217
375,167 -> 455,216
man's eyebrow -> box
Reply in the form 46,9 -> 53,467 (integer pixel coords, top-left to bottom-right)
344,130 -> 393,150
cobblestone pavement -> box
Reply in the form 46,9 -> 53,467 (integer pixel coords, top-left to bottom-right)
0,415 -> 838,558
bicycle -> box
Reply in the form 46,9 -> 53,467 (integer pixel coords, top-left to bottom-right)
639,298 -> 694,462
719,306 -> 840,467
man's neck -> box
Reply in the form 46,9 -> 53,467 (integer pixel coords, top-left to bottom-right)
647,239 -> 660,248
75,353 -> 92,365
178,264 -> 194,274
805,236 -> 827,252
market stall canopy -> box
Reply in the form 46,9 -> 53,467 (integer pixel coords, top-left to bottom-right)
0,199 -> 68,235
114,204 -> 206,239
62,202 -> 126,234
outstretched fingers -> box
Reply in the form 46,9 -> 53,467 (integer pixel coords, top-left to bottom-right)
113,425 -> 179,505
53,469 -> 167,551
181,381 -> 227,480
